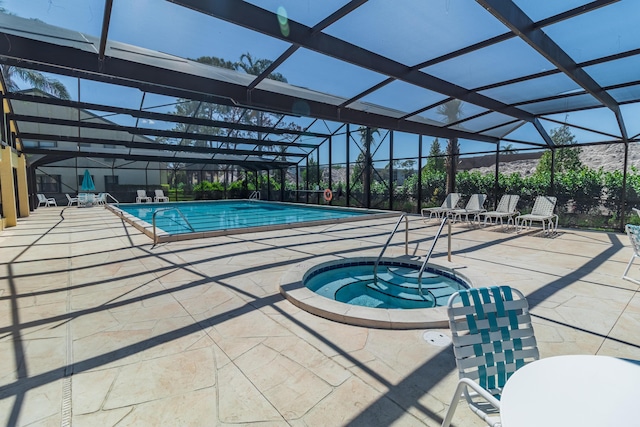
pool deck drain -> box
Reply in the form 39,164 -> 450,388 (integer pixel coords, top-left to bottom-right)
279,255 -> 496,329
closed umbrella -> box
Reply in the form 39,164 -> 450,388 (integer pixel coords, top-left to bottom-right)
80,169 -> 95,192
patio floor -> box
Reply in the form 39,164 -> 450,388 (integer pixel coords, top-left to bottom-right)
1,205 -> 639,426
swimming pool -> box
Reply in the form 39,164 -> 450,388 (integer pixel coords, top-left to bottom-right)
280,257 -> 477,329
305,260 -> 467,309
109,200 -> 397,242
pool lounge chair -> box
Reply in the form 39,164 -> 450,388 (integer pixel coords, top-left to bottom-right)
515,196 -> 558,235
66,193 -> 79,206
136,190 -> 152,203
623,224 -> 640,284
37,193 -> 57,207
449,194 -> 487,224
441,286 -> 540,427
477,194 -> 520,229
154,189 -> 169,202
421,193 -> 461,222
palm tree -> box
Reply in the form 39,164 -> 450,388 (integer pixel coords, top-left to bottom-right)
437,99 -> 463,194
0,3 -> 70,99
355,126 -> 380,207
1,65 -> 70,99
235,53 -> 287,82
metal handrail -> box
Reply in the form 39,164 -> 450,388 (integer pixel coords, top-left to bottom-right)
373,213 -> 409,285
249,190 -> 260,200
417,217 -> 450,297
104,192 -> 119,205
152,207 -> 195,245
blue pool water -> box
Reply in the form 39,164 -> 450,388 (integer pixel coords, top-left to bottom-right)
117,200 -> 385,235
305,260 -> 468,309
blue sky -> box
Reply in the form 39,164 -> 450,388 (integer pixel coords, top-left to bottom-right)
4,1 -> 638,163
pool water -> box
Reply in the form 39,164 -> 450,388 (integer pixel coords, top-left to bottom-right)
304,260 -> 468,309
116,200 -> 385,235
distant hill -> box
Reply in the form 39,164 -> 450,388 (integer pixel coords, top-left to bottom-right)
467,143 -> 637,176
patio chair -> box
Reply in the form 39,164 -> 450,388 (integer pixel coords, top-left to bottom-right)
623,224 -> 640,284
96,193 -> 107,205
449,194 -> 487,224
154,189 -> 169,202
441,286 -> 539,427
421,193 -> 461,222
515,196 -> 558,235
477,194 -> 520,229
136,190 -> 152,203
37,193 -> 57,207
66,193 -> 79,206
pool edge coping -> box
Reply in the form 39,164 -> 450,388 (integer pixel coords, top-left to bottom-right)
279,255 -> 497,330
106,200 -> 399,242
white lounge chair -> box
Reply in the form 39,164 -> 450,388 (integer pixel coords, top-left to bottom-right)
154,189 -> 169,202
421,193 -> 461,222
37,193 -> 57,207
623,224 -> 640,284
66,193 -> 79,206
516,196 -> 558,235
449,194 -> 487,224
441,286 -> 540,427
96,193 -> 107,205
136,190 -> 152,203
478,194 -> 520,229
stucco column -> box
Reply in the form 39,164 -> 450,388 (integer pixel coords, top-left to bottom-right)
0,146 -> 17,226
16,153 -> 29,218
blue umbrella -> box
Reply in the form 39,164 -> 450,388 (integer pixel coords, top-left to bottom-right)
80,169 -> 95,192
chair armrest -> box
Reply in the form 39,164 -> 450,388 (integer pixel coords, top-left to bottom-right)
441,378 -> 501,427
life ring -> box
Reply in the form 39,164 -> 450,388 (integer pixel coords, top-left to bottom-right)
323,188 -> 333,202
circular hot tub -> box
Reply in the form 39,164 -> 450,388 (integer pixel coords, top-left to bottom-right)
280,256 -> 487,329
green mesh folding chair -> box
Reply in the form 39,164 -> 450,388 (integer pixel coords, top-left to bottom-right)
623,224 -> 640,284
441,286 -> 539,427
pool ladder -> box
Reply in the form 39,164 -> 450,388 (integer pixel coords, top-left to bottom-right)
152,207 -> 195,245
373,215 -> 451,301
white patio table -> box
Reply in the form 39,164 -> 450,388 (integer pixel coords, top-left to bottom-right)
500,355 -> 640,427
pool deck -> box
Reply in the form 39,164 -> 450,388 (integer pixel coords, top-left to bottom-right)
1,206 -> 639,426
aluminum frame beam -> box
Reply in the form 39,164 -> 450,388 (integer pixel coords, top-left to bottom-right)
478,0 -> 628,143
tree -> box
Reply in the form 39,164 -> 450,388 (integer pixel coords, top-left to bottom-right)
501,143 -> 518,154
536,124 -> 583,175
425,138 -> 445,173
166,53 -> 301,185
0,6 -> 70,99
437,100 -> 463,194
1,65 -> 70,99
235,53 -> 287,83
350,126 -> 380,205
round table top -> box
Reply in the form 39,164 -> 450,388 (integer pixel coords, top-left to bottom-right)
500,355 -> 640,427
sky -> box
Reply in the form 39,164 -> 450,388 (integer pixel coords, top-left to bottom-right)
4,0 -> 639,163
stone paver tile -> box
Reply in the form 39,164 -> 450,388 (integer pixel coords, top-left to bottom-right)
115,387 -> 217,426
263,336 -> 351,387
279,313 -> 369,357
104,347 -> 216,409
16,336 -> 67,378
301,376 -> 422,426
72,367 -> 119,414
217,362 -> 283,423
212,307 -> 292,339
235,343 -> 332,419
108,300 -> 189,324
173,283 -> 236,316
73,329 -> 152,370
73,408 -> 132,427
0,380 -> 62,427
209,335 -> 264,362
